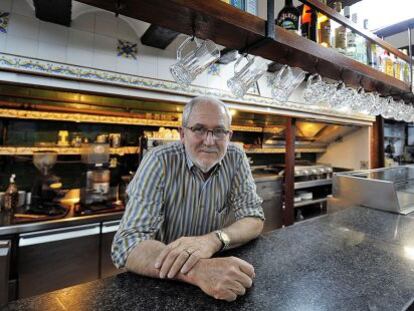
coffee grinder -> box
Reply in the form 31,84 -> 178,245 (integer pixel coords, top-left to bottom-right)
80,143 -> 111,210
29,151 -> 65,215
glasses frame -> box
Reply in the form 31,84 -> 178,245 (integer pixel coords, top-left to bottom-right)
184,126 -> 231,140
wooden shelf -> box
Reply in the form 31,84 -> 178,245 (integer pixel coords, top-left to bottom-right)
245,147 -> 326,154
0,146 -> 139,156
77,0 -> 413,100
0,108 -> 263,133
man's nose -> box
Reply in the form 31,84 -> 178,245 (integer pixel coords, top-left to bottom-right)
204,131 -> 215,145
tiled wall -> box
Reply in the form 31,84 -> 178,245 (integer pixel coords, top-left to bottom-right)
0,0 -> 278,97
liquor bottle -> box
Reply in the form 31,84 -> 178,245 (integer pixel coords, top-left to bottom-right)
245,0 -> 257,15
346,12 -> 357,59
354,15 -> 368,64
317,0 -> 331,47
383,51 -> 394,76
4,174 -> 18,212
401,49 -> 410,83
301,4 -> 317,41
230,0 -> 244,10
276,0 -> 300,34
369,43 -> 378,69
333,2 -> 346,53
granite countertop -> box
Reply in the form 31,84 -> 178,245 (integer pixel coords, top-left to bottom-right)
5,206 -> 414,311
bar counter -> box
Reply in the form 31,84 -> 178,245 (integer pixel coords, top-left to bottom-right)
5,206 -> 414,311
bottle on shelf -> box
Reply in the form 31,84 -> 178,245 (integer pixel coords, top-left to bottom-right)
276,0 -> 300,34
333,1 -> 346,54
354,16 -> 368,64
382,51 -> 395,77
245,0 -> 257,15
301,4 -> 317,41
345,11 -> 357,60
4,174 -> 18,213
316,0 -> 331,47
230,0 -> 244,10
401,49 -> 410,83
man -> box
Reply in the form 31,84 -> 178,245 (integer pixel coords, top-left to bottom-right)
112,95 -> 264,301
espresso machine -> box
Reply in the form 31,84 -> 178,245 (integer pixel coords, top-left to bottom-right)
79,143 -> 120,213
29,151 -> 66,215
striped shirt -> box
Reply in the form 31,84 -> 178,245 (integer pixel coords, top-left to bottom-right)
111,142 -> 264,268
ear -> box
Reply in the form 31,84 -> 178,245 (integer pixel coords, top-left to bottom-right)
228,130 -> 233,140
179,127 -> 185,143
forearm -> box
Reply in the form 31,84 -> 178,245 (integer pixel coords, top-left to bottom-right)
124,240 -> 197,285
222,217 -> 264,249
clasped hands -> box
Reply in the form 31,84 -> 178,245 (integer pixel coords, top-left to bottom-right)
154,235 -> 255,302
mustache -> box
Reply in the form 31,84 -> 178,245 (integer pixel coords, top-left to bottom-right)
199,147 -> 219,153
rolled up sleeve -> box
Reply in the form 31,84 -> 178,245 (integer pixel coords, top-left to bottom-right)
111,151 -> 165,268
229,152 -> 264,221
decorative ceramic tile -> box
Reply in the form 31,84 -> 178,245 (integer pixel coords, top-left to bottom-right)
207,63 -> 220,76
0,52 -> 374,122
0,12 -> 10,33
117,39 -> 137,59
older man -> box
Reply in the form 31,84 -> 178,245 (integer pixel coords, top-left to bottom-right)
112,95 -> 264,301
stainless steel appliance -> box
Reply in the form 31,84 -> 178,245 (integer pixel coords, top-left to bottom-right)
333,166 -> 414,215
279,164 -> 334,220
80,144 -> 111,208
0,240 -> 10,306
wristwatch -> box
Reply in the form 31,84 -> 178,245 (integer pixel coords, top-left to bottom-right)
214,230 -> 231,251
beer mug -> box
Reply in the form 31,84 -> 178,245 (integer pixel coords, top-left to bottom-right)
227,55 -> 267,98
170,36 -> 220,86
271,65 -> 306,103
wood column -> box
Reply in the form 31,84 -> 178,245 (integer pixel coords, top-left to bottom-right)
283,117 -> 295,226
371,115 -> 385,168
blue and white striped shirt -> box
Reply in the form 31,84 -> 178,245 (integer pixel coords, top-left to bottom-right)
111,142 -> 264,268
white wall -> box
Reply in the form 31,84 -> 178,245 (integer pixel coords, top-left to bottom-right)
383,29 -> 413,49
317,126 -> 370,170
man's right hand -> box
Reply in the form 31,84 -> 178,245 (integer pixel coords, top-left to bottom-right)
186,256 -> 255,302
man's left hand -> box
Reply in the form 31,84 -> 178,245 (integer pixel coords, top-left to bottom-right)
154,234 -> 221,279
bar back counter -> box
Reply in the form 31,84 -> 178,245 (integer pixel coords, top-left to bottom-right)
4,206 -> 414,311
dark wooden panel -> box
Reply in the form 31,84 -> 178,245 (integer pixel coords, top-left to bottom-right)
18,235 -> 100,298
371,115 -> 385,169
141,25 -> 180,49
75,0 -> 412,100
283,117 -> 295,226
34,0 -> 71,27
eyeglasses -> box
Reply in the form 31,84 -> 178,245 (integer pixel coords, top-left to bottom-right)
184,126 -> 230,140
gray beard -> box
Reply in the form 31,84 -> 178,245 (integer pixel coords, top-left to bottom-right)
185,149 -> 224,173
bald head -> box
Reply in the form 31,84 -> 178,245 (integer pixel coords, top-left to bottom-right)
182,96 -> 232,128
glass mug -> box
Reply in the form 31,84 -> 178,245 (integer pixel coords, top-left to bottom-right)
271,65 -> 306,103
170,36 -> 220,86
303,74 -> 334,106
227,55 -> 267,98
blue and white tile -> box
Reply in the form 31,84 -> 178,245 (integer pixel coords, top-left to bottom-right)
68,28 -> 94,50
95,11 -> 117,38
0,11 -> 10,34
39,20 -> 68,45
92,51 -> 117,71
192,70 -> 208,88
117,39 -> 138,59
7,13 -> 39,40
157,55 -> 175,81
93,33 -> 117,54
0,34 -> 6,52
5,35 -> 38,58
117,19 -> 138,42
0,0 -> 12,12
11,0 -> 34,17
72,12 -> 95,33
138,43 -> 160,64
38,42 -> 67,63
116,57 -> 139,75
138,60 -> 157,78
67,47 -> 93,68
